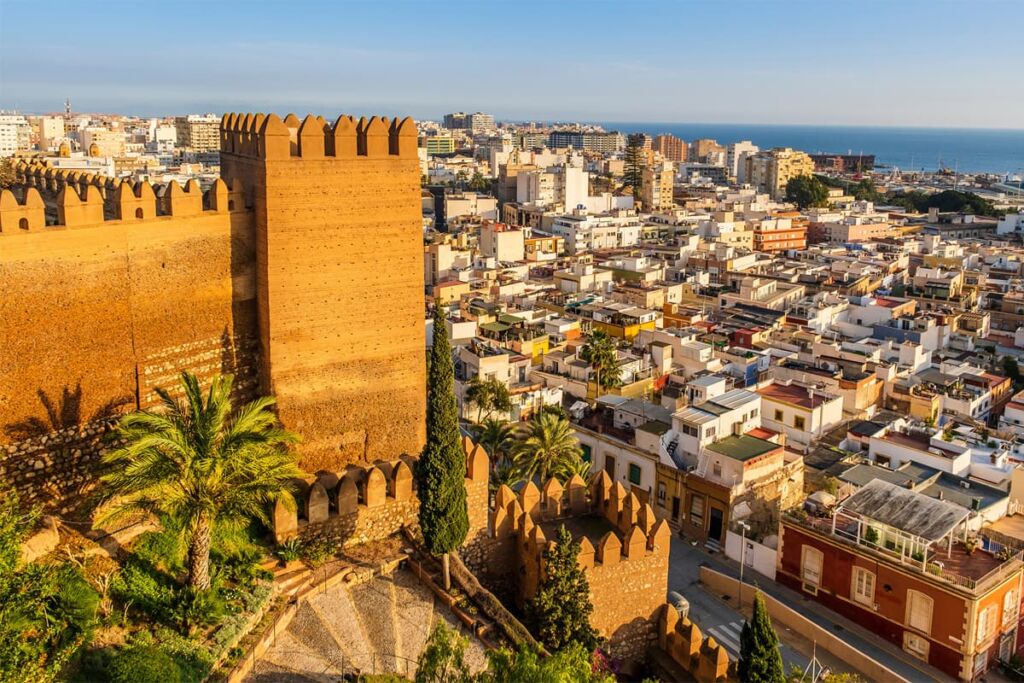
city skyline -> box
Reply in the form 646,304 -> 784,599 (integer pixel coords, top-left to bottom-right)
1,0 -> 1022,129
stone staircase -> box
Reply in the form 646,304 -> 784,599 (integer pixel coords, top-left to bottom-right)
246,568 -> 488,681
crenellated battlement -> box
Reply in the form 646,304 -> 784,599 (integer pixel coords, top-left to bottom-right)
0,161 -> 249,235
658,604 -> 733,682
219,112 -> 417,160
493,471 -> 671,587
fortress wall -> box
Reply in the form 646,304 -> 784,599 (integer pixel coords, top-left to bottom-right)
0,180 -> 258,508
221,113 -> 426,471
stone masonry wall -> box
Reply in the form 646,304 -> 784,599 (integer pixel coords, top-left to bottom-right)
480,470 -> 672,664
0,176 -> 258,509
219,113 -> 426,472
272,439 -> 491,552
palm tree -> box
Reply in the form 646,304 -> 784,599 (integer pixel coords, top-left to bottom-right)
97,371 -> 300,591
472,417 -> 517,464
512,412 -> 584,484
465,376 -> 512,422
580,330 -> 622,396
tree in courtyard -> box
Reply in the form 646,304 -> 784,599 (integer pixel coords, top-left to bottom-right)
465,376 -> 512,423
512,412 -> 585,485
785,175 -> 830,209
482,643 -> 614,683
468,171 -> 490,193
1002,356 -> 1021,389
580,330 -> 622,395
415,621 -> 473,683
525,525 -> 600,653
738,591 -> 785,683
852,178 -> 882,202
418,306 -> 470,591
98,372 -> 300,590
623,133 -> 647,199
471,417 -> 517,464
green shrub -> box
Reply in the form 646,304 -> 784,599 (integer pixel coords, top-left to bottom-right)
111,561 -> 176,623
53,566 -> 100,635
150,629 -> 216,682
108,644 -> 183,683
171,586 -> 227,634
275,537 -> 303,562
300,536 -> 334,567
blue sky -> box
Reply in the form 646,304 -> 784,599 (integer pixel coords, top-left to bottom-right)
1,0 -> 1021,128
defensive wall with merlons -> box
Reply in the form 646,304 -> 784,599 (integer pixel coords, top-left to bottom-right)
0,112 -> 425,509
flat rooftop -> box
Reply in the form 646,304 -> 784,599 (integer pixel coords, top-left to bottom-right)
706,434 -> 779,462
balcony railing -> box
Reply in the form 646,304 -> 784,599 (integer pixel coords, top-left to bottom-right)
789,512 -> 1023,594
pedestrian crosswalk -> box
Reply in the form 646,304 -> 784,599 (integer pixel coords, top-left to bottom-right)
706,621 -> 743,660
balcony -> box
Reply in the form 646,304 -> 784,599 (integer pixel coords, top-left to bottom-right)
789,482 -> 1023,596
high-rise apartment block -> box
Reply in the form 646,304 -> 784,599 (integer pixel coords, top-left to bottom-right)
745,147 -> 815,198
174,114 -> 221,152
0,114 -> 31,157
688,138 -> 726,165
653,134 -> 686,162
443,111 -> 495,134
641,161 -> 676,211
36,116 -> 66,151
726,140 -> 759,183
548,130 -> 624,153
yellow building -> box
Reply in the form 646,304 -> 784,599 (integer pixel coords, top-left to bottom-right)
641,161 -> 675,211
745,148 -> 815,199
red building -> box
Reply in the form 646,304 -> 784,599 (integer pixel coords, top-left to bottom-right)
778,480 -> 1023,681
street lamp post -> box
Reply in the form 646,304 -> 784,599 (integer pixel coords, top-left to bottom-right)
738,520 -> 751,615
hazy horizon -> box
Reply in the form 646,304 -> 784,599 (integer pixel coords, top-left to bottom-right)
2,0 -> 1022,129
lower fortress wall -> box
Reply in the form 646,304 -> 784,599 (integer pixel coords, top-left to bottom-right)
1,207 -> 258,509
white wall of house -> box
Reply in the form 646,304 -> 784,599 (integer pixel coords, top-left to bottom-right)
575,427 -> 657,499
760,394 -> 843,448
725,531 -> 777,581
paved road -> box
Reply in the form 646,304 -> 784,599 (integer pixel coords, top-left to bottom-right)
667,537 -> 810,671
668,536 -> 954,683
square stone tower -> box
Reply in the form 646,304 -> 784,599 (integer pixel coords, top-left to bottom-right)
220,113 -> 425,471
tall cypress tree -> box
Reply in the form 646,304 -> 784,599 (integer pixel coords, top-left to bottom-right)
418,306 -> 469,591
738,591 -> 785,683
526,525 -> 600,652
623,133 -> 646,200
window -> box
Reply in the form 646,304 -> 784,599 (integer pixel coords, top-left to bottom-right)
978,605 -> 995,645
1004,589 -> 1019,626
682,423 -> 699,437
656,482 -> 666,505
974,649 -> 989,677
903,631 -> 929,660
794,415 -> 806,431
774,409 -> 784,422
800,546 -> 823,593
906,590 -> 934,635
671,496 -> 681,520
628,464 -> 642,486
851,567 -> 875,607
690,495 -> 705,526
751,407 -> 758,418
580,444 -> 591,464
704,426 -> 716,439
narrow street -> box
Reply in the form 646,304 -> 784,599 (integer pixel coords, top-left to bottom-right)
667,536 -> 956,683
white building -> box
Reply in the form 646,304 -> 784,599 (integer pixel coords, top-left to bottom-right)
726,140 -> 759,183
549,212 -> 642,254
0,114 -> 30,157
756,381 -> 844,449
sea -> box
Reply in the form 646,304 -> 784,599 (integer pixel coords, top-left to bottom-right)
596,122 -> 1024,176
